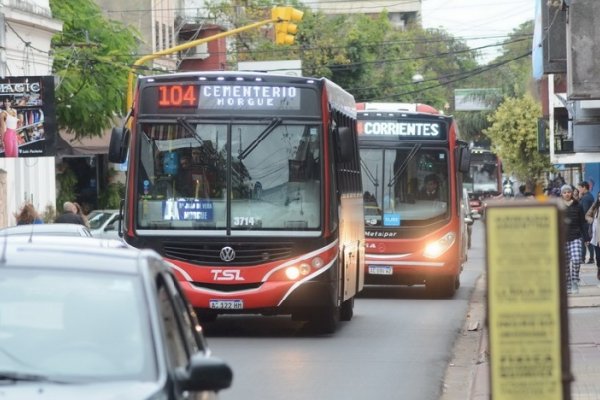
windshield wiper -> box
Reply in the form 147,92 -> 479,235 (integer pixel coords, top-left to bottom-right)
387,144 -> 421,188
360,159 -> 379,192
238,118 -> 282,160
176,117 -> 204,146
0,371 -> 67,384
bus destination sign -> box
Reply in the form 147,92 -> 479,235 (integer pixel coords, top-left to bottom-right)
152,84 -> 302,111
199,85 -> 300,110
358,120 -> 446,140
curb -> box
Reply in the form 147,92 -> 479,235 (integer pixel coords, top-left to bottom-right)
440,274 -> 487,400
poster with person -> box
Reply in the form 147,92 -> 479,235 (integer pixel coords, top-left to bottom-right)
0,76 -> 56,158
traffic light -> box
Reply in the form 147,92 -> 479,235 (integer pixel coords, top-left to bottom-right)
271,6 -> 304,45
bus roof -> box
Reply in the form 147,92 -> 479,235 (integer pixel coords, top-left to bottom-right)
136,71 -> 355,119
356,102 -> 440,114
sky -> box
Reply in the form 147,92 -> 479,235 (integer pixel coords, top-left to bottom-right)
421,0 -> 536,63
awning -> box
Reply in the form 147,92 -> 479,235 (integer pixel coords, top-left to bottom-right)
57,129 -> 112,157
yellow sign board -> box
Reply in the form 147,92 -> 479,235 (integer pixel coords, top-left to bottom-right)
486,202 -> 569,400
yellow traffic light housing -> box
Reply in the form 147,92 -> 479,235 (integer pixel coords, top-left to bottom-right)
271,6 -> 304,45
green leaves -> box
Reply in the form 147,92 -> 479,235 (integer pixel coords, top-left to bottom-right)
50,0 -> 139,139
484,95 -> 551,184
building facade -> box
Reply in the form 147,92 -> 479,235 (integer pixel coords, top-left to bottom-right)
310,0 -> 421,29
0,0 -> 62,226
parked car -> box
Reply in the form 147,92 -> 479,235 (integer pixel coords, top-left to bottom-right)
87,209 -> 121,239
0,223 -> 92,237
0,237 -> 233,399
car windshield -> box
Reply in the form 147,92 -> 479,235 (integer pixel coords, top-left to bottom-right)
135,121 -> 321,233
0,267 -> 156,382
87,211 -> 116,230
360,147 -> 450,227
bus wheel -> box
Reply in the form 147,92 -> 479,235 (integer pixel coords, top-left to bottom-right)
339,297 -> 354,321
426,276 -> 457,298
310,306 -> 339,334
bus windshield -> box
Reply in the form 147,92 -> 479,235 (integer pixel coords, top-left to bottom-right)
360,147 -> 449,227
136,121 -> 321,232
463,152 -> 500,194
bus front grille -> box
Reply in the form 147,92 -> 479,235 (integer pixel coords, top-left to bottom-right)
163,241 -> 294,266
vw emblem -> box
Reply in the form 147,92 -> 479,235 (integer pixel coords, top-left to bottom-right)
220,246 -> 236,262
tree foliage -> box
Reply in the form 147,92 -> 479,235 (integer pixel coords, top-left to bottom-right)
484,95 -> 551,185
50,0 -> 139,138
454,21 -> 534,143
205,1 -> 478,112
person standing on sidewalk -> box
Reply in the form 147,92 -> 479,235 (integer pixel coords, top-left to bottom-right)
585,191 -> 600,281
561,184 -> 585,294
578,181 -> 595,264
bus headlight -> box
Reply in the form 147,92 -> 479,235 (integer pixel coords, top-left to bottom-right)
423,232 -> 456,259
311,257 -> 324,269
285,266 -> 301,280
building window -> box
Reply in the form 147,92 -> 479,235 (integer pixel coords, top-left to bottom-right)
155,21 -> 160,52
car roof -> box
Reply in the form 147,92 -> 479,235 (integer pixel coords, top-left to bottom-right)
0,223 -> 91,237
0,234 -> 129,248
0,236 -> 162,274
88,209 -> 119,214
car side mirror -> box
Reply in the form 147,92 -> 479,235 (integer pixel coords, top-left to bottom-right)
175,353 -> 233,392
108,127 -> 130,164
456,141 -> 471,173
464,215 -> 474,226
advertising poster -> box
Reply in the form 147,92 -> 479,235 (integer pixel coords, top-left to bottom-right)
0,76 -> 56,158
486,202 -> 570,400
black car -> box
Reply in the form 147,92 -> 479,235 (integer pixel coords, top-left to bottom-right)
0,237 -> 232,399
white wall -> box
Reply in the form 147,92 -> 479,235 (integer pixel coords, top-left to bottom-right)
0,0 -> 62,227
0,158 -> 56,225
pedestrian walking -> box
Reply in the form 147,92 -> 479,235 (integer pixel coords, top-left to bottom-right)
585,191 -> 600,281
73,202 -> 90,228
561,184 -> 585,294
578,181 -> 595,264
54,201 -> 86,226
15,203 -> 43,225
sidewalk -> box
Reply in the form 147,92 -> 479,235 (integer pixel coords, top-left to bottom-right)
469,264 -> 600,400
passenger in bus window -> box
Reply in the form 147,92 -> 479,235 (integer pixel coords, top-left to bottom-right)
175,153 -> 195,198
418,174 -> 441,201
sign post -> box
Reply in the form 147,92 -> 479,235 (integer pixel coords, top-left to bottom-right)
486,200 -> 571,400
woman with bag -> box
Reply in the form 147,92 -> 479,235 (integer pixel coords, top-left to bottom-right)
585,191 -> 600,281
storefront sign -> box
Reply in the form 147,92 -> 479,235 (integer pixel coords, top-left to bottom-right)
0,76 -> 56,158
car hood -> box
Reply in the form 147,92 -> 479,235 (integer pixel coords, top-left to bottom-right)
0,380 -> 162,399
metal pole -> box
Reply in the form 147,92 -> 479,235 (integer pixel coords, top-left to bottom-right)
126,17 -> 279,111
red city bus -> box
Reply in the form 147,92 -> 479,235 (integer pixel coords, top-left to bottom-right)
109,72 -> 365,333
356,102 -> 470,297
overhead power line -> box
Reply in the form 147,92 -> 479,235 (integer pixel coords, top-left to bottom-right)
360,50 -> 532,102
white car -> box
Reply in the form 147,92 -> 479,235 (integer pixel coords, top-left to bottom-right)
0,236 -> 233,398
0,223 -> 92,237
87,209 -> 121,239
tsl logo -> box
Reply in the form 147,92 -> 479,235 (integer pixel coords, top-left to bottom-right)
211,269 -> 245,281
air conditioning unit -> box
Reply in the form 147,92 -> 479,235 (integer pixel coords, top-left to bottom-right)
185,42 -> 209,60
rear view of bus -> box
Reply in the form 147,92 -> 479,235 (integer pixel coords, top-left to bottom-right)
356,103 -> 470,297
109,72 -> 364,333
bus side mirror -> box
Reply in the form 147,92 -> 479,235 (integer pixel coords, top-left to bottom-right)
457,145 -> 471,174
336,126 -> 354,163
108,127 -> 130,164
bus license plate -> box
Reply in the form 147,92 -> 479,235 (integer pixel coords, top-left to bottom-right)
209,299 -> 244,310
368,266 -> 393,275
